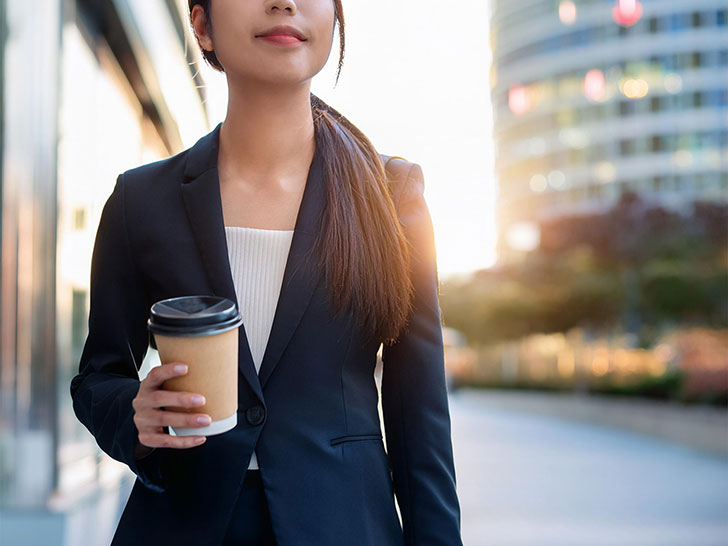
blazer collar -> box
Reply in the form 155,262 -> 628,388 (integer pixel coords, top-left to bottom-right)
180,121 -> 325,400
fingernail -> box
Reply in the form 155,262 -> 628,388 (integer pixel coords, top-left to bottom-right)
197,416 -> 211,425
195,437 -> 206,443
174,364 -> 188,373
191,395 -> 205,405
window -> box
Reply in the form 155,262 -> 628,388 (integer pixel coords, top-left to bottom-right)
676,52 -> 692,69
667,13 -> 689,32
72,207 -> 86,230
568,147 -> 585,166
589,143 -> 606,162
587,184 -> 603,199
662,53 -> 678,71
620,139 -> 636,156
568,187 -> 580,203
620,179 -> 636,196
708,89 -> 727,106
697,131 -> 719,149
693,172 -> 706,190
676,133 -> 696,150
619,100 -> 634,116
71,289 -> 88,360
699,10 -> 716,26
679,93 -> 695,109
650,135 -> 665,152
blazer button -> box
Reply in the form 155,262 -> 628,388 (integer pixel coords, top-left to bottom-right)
245,405 -> 265,426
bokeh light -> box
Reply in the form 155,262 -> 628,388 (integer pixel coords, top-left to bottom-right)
558,1 -> 577,25
612,0 -> 644,27
584,69 -> 606,102
508,84 -> 530,115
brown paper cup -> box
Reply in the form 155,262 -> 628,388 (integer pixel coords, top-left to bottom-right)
148,295 -> 242,437
156,328 -> 238,436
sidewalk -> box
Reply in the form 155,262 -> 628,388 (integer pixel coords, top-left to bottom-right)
453,387 -> 728,457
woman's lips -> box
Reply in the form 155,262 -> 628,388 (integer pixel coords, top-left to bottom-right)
257,35 -> 304,46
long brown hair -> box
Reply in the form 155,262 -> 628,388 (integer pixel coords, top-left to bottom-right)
188,0 -> 414,346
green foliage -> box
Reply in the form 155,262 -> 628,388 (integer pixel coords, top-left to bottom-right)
640,261 -> 726,323
440,194 -> 728,346
590,368 -> 685,401
453,369 -> 727,408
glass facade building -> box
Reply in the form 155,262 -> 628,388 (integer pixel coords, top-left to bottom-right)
0,1 -> 210,544
489,0 -> 728,260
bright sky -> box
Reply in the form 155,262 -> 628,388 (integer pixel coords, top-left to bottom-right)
195,0 -> 494,280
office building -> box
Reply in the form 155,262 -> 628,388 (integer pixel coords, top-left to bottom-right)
0,1 -> 210,543
489,0 -> 727,259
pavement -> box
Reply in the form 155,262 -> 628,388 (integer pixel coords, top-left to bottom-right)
449,388 -> 728,546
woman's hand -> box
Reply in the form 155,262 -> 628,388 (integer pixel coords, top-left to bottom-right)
132,362 -> 210,449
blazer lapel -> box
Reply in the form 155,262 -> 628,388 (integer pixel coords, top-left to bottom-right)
180,121 -> 325,400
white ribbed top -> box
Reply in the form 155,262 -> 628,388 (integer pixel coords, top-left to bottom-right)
224,225 -> 294,470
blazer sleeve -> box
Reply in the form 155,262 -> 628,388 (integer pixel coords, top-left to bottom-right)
381,163 -> 463,545
69,172 -> 167,494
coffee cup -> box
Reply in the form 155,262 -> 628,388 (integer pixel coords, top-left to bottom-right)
147,295 -> 243,437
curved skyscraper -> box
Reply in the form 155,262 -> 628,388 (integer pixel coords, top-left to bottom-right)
489,0 -> 727,259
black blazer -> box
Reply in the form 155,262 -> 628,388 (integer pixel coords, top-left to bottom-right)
70,122 -> 462,546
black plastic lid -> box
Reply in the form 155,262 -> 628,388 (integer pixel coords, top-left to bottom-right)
147,295 -> 243,337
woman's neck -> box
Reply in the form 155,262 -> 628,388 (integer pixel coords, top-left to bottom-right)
218,82 -> 315,188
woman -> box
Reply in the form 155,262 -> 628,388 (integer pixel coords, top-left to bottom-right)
69,0 -> 462,544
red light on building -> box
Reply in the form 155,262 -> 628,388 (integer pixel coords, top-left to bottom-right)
612,0 -> 643,27
508,85 -> 530,115
584,69 -> 605,101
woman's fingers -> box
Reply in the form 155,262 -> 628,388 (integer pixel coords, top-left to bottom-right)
148,389 -> 207,411
134,363 -> 207,412
136,408 -> 212,430
140,362 -> 190,391
132,362 -> 211,449
138,427 -> 207,449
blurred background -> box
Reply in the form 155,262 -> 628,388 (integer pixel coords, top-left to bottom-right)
0,0 -> 726,545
